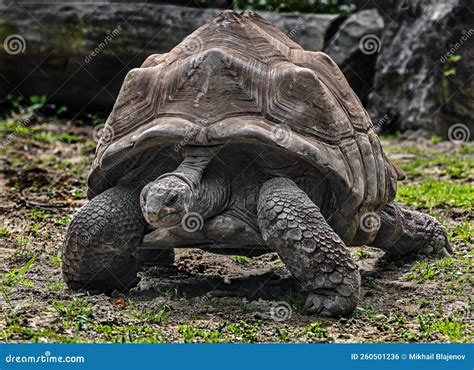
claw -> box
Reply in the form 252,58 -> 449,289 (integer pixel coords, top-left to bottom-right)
437,234 -> 452,257
440,247 -> 451,257
445,238 -> 454,254
304,292 -> 355,318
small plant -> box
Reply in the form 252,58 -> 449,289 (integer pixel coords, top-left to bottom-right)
6,95 -> 24,110
353,247 -> 371,259
234,255 -> 250,265
27,223 -> 39,235
47,280 -> 64,292
54,216 -> 71,227
56,105 -> 68,115
306,321 -> 328,339
95,323 -> 164,343
28,95 -> 47,113
417,314 -> 466,342
52,297 -> 93,330
127,302 -> 169,325
226,321 -> 261,343
34,132 -> 81,143
276,327 -> 289,342
71,188 -> 84,199
0,226 -> 10,237
443,55 -> 461,77
449,220 -> 473,244
53,161 -> 72,169
29,208 -> 48,219
355,304 -> 379,321
1,255 -> 36,308
50,253 -> 62,268
178,324 -> 223,343
392,314 -> 407,326
402,260 -> 436,283
178,324 -> 199,343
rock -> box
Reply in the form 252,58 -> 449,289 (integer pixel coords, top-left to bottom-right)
0,1 -> 340,112
264,12 -> 340,52
325,9 -> 384,103
367,0 -> 473,138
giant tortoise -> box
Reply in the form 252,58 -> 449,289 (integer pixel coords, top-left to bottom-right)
63,11 -> 451,317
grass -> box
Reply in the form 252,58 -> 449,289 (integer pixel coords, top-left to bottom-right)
402,256 -> 472,288
402,261 -> 437,283
50,253 -> 62,268
306,322 -> 329,339
449,220 -> 473,244
1,255 -> 36,308
397,180 -> 473,210
54,216 -> 72,226
397,154 -> 474,180
276,327 -> 289,342
29,208 -> 49,219
47,280 -> 64,292
0,119 -> 81,143
95,324 -> 164,343
127,302 -> 169,325
178,324 -> 224,343
0,226 -> 10,237
226,321 -> 261,343
51,298 -> 93,330
2,316 -> 87,343
417,315 -> 467,342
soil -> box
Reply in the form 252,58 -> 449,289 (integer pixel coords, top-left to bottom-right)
0,119 -> 472,343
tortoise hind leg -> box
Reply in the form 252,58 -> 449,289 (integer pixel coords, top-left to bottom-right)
62,185 -> 146,291
370,202 -> 452,258
257,177 -> 360,318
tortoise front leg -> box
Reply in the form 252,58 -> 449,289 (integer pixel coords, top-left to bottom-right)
62,185 -> 146,291
257,178 -> 360,318
370,202 -> 452,258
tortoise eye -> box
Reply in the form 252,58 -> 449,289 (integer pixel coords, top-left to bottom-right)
167,194 -> 179,205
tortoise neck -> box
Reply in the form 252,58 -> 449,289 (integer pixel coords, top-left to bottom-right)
173,147 -> 217,190
172,146 -> 227,218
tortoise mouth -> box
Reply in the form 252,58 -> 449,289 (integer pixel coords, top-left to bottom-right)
143,208 -> 182,229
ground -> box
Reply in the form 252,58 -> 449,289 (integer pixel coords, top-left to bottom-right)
0,106 -> 472,343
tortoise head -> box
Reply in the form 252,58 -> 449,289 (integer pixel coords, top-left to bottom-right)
140,175 -> 193,228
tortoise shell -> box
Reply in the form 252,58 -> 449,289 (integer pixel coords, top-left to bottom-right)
88,10 -> 404,245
